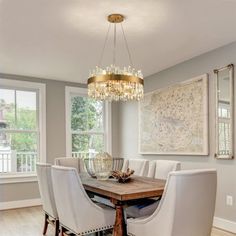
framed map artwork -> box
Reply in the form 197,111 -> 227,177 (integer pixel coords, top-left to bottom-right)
139,74 -> 208,155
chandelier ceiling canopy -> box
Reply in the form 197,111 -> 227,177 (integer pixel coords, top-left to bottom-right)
87,14 -> 144,101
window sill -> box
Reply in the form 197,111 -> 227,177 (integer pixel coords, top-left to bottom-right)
0,174 -> 38,184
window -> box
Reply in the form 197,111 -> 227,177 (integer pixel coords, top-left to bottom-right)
0,79 -> 46,179
66,87 -> 111,158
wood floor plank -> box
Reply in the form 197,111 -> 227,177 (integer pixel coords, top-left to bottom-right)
0,206 -> 235,236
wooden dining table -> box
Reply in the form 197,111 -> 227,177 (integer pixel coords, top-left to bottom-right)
80,173 -> 166,236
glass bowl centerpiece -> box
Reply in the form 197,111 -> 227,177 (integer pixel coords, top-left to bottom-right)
84,153 -> 124,180
93,152 -> 113,180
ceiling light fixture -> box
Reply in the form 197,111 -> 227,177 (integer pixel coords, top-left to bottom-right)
87,14 -> 144,101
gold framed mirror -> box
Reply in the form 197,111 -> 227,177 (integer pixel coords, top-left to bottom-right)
214,64 -> 234,159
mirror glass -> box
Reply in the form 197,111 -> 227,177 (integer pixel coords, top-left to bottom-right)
215,65 -> 234,159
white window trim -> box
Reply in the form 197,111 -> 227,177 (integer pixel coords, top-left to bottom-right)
0,79 -> 46,184
65,86 -> 112,157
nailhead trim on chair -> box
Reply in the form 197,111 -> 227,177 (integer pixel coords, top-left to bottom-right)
62,223 -> 114,235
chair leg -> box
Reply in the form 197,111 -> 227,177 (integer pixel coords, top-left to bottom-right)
95,232 -> 103,236
43,213 -> 49,235
55,219 -> 60,236
60,226 -> 65,236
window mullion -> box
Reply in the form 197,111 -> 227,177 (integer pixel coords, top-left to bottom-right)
0,129 -> 38,134
71,131 -> 104,135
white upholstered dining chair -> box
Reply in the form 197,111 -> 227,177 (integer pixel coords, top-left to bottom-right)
51,165 -> 116,235
122,159 -> 149,176
147,160 -> 181,179
127,160 -> 181,218
55,157 -> 85,173
36,163 -> 59,236
127,169 -> 217,236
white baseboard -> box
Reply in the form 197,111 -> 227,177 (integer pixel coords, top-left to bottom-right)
214,217 -> 236,233
0,198 -> 41,210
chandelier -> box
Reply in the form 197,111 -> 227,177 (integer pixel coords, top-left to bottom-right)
87,14 -> 144,101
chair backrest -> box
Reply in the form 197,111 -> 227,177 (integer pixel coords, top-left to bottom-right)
147,160 -> 181,179
36,163 -> 58,218
146,169 -> 217,236
122,159 -> 149,177
51,166 -> 110,234
55,157 -> 85,172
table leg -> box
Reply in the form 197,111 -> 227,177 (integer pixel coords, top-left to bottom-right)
113,203 -> 127,236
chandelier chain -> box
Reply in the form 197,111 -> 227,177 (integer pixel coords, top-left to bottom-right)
121,22 -> 134,68
98,23 -> 111,67
113,23 -> 117,65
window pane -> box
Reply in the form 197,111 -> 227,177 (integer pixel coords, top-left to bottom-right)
87,99 -> 104,132
0,89 -> 15,129
0,89 -> 37,130
0,132 -> 38,173
71,96 -> 88,131
72,134 -> 104,157
16,91 -> 37,130
71,96 -> 104,132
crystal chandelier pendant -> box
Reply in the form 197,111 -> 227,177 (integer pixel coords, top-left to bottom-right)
87,14 -> 144,101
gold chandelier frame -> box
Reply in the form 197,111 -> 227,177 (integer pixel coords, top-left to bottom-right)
88,74 -> 144,85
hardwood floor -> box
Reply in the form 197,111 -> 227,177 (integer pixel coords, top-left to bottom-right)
0,206 -> 235,236
0,206 -> 52,236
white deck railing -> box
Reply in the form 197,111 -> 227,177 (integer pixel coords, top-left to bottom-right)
0,151 -> 37,173
72,151 -> 98,159
0,151 -> 16,173
0,151 -> 98,173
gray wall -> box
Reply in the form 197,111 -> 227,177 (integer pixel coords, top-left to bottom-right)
0,74 -> 118,202
118,42 -> 236,222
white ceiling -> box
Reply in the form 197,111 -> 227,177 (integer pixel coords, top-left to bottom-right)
0,0 -> 236,84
